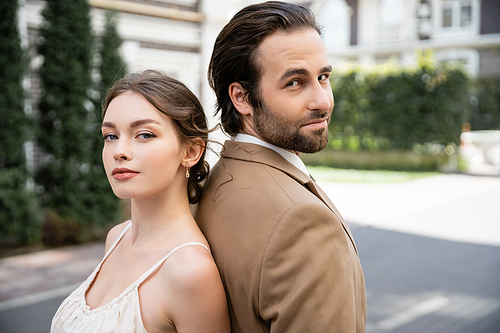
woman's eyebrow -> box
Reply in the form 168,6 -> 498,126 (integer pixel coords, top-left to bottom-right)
101,119 -> 161,129
130,119 -> 161,128
101,122 -> 115,129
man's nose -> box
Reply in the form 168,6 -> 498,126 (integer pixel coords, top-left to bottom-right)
308,83 -> 333,112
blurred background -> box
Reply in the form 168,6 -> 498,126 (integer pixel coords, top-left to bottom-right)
1,0 -> 499,332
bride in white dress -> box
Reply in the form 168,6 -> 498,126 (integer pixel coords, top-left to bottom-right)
51,70 -> 230,333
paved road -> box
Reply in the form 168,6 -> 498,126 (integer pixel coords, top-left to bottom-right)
1,173 -> 499,332
0,242 -> 104,332
321,173 -> 500,246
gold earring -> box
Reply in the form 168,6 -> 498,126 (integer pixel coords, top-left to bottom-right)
185,163 -> 190,179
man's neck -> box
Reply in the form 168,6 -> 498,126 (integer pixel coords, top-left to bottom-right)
235,133 -> 301,156
233,133 -> 309,176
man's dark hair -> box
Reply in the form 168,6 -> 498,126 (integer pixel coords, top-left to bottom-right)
208,1 -> 321,136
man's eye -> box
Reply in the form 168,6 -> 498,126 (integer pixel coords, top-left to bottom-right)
286,80 -> 300,87
319,74 -> 329,81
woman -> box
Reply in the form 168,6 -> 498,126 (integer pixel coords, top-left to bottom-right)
51,70 -> 230,333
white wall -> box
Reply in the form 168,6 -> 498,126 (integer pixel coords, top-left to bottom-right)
24,0 -> 203,95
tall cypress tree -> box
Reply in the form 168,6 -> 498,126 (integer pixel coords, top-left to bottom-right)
35,0 -> 96,240
99,10 -> 127,96
78,10 -> 128,240
0,0 -> 41,245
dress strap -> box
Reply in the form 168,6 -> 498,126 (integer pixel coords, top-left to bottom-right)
135,242 -> 211,286
101,223 -> 132,263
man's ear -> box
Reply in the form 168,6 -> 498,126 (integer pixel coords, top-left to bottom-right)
229,82 -> 253,116
182,138 -> 205,168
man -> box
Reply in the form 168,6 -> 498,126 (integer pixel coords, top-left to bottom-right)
196,2 -> 366,332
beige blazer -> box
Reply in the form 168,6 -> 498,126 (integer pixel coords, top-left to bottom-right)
196,141 -> 366,332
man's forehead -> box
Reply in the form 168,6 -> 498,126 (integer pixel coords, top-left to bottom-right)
257,29 -> 330,77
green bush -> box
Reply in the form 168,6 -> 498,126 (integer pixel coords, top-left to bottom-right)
329,51 -> 470,153
301,149 -> 452,172
0,0 -> 42,246
35,0 -> 120,246
0,169 -> 42,246
469,77 -> 500,130
324,51 -> 471,171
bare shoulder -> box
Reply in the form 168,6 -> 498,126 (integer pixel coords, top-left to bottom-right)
104,220 -> 131,252
158,244 -> 230,332
166,244 -> 218,290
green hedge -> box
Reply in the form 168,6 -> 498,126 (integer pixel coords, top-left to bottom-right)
301,149 -> 459,172
0,0 -> 42,246
1,4 -> 127,250
321,51 -> 475,171
329,51 -> 470,153
469,77 -> 500,130
34,1 -> 121,246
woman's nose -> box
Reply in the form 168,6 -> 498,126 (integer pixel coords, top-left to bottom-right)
113,139 -> 132,161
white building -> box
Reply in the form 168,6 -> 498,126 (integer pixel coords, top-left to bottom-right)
313,0 -> 500,78
20,0 -> 500,109
19,0 -> 500,150
21,0 -> 206,107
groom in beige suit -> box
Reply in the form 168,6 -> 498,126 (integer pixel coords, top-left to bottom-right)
196,2 -> 366,332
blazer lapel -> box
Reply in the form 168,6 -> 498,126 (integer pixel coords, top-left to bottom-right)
305,180 -> 358,254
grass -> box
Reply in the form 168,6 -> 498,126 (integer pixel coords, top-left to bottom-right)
307,165 -> 439,183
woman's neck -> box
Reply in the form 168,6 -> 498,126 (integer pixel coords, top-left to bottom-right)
127,183 -> 193,249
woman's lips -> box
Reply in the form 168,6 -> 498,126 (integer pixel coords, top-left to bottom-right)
111,168 -> 139,180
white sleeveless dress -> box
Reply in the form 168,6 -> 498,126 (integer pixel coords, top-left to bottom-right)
51,223 -> 210,333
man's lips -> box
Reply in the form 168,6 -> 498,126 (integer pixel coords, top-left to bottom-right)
301,118 -> 329,129
111,168 -> 139,180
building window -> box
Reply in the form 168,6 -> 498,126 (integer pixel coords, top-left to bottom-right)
440,0 -> 473,29
461,2 -> 472,27
442,4 -> 453,27
378,0 -> 404,42
434,0 -> 479,37
317,0 -> 351,50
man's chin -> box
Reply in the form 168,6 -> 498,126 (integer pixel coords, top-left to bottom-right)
256,125 -> 329,153
293,138 -> 328,154
301,131 -> 329,153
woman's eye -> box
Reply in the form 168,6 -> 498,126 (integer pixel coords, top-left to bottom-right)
103,134 -> 118,141
137,132 -> 156,140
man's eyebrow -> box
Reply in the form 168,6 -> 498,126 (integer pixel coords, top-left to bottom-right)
322,65 -> 333,73
280,68 -> 309,81
280,65 -> 333,81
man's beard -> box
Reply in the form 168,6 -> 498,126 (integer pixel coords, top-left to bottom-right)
253,101 -> 330,154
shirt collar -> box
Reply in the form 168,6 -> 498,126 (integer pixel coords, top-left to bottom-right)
233,133 -> 310,177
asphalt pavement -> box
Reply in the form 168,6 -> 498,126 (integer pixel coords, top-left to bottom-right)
1,173 -> 499,333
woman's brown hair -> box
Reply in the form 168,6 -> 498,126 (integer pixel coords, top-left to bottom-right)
102,70 -> 209,204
